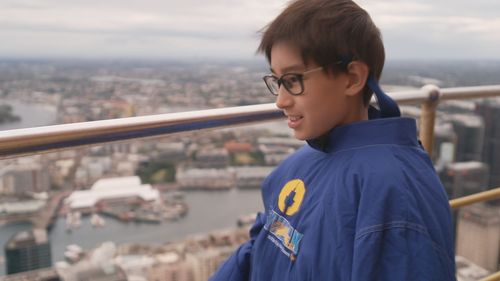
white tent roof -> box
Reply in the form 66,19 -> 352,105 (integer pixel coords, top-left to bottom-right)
65,176 -> 159,209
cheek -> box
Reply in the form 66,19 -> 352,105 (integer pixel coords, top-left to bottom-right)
310,101 -> 337,123
305,86 -> 339,113
306,88 -> 346,123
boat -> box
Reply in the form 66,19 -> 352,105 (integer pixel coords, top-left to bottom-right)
90,213 -> 106,227
65,211 -> 82,231
134,213 -> 162,224
64,244 -> 84,264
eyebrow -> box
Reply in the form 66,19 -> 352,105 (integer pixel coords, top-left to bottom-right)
270,64 -> 306,75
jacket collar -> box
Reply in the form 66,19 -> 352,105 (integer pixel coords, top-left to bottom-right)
306,117 -> 419,153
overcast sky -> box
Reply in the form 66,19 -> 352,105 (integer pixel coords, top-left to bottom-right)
0,0 -> 499,61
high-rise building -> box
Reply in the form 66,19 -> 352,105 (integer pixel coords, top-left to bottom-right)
433,123 -> 457,165
439,161 -> 490,237
442,114 -> 484,162
476,99 -> 500,189
455,204 -> 500,272
5,228 -> 52,275
439,161 -> 489,200
1,163 -> 50,196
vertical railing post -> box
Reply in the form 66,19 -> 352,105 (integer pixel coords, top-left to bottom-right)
419,85 -> 441,157
479,271 -> 500,281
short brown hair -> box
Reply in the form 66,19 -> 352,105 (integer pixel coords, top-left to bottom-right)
258,0 -> 385,106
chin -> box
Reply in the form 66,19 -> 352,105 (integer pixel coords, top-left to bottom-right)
293,131 -> 310,141
294,128 -> 329,141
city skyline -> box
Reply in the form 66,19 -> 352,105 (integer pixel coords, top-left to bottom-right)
0,0 -> 499,61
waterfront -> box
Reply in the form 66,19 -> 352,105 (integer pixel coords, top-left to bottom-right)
0,100 -> 57,131
0,188 -> 263,276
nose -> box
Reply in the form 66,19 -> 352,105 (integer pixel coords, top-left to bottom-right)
275,86 -> 293,110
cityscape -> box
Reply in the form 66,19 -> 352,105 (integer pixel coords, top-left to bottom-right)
0,59 -> 499,281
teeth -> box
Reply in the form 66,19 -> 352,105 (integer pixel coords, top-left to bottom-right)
289,116 -> 302,121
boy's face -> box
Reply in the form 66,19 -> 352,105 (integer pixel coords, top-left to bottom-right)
270,41 -> 359,140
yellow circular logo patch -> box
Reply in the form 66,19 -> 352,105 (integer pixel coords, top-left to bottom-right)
278,179 -> 306,216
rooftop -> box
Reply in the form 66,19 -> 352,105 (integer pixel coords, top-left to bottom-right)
6,228 -> 48,249
64,176 -> 159,210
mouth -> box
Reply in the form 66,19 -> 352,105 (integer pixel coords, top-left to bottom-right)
286,115 -> 303,129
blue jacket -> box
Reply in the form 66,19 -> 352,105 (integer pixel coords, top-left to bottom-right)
210,117 -> 456,281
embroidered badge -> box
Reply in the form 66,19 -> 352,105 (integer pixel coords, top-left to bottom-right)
278,179 -> 306,216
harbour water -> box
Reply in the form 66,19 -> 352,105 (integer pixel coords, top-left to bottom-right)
0,100 -> 57,131
50,189 -> 262,262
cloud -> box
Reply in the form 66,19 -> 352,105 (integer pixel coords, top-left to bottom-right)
359,1 -> 433,15
0,0 -> 281,34
0,0 -> 498,60
357,0 -> 500,59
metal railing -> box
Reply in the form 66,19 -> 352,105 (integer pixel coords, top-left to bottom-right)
450,188 -> 500,209
0,104 -> 284,159
0,85 -> 499,160
1,84 -> 500,279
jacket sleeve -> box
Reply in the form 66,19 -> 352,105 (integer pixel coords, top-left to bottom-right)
350,225 -> 456,281
209,212 -> 266,281
347,158 -> 455,281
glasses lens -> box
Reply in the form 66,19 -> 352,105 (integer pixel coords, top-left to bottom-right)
263,76 -> 279,96
282,74 -> 303,95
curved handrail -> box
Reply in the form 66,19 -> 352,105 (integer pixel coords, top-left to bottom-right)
0,85 -> 499,159
0,103 -> 284,159
449,187 -> 500,209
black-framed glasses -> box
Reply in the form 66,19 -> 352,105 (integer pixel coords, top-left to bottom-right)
262,66 -> 323,96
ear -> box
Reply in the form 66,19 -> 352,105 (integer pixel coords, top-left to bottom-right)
345,61 -> 369,97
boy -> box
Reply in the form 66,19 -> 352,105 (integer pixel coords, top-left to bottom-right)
210,0 -> 456,280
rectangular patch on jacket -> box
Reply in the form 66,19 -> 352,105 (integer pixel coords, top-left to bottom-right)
264,209 -> 303,257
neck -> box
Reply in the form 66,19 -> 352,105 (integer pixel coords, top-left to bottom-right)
340,97 -> 369,126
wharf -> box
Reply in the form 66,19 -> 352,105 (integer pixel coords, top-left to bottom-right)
34,191 -> 69,230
